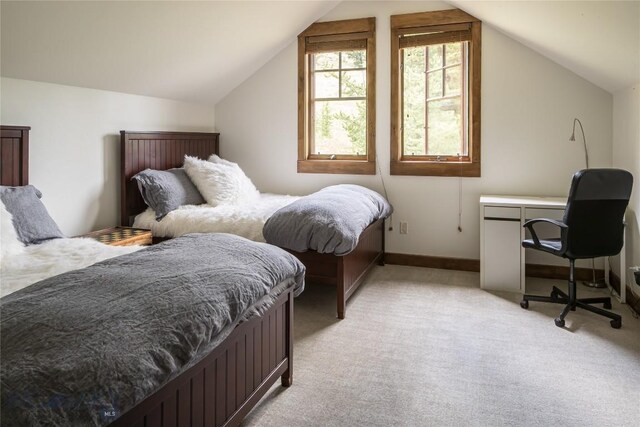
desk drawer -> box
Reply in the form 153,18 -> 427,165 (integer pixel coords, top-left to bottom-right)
484,206 -> 520,220
525,207 -> 564,221
482,218 -> 522,292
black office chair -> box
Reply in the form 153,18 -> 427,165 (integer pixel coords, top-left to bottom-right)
520,169 -> 633,329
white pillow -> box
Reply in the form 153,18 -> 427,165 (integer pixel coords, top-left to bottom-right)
183,155 -> 259,206
1,202 -> 25,262
206,155 -> 261,204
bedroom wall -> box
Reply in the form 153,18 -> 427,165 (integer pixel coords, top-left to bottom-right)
612,83 -> 640,294
214,0 -> 613,266
0,77 -> 215,236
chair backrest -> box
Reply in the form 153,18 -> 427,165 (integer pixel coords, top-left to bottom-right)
563,168 -> 633,259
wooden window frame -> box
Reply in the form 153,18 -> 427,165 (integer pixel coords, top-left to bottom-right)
390,9 -> 481,177
298,18 -> 376,175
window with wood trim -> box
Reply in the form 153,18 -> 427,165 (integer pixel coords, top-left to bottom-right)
298,18 -> 376,175
391,10 -> 481,177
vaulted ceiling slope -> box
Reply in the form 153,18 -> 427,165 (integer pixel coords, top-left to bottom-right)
448,0 -> 640,93
1,1 -> 638,106
0,1 -> 338,106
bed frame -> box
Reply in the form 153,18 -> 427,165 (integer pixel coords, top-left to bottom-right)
3,126 -> 293,427
0,125 -> 30,186
111,289 -> 294,427
121,130 -> 385,319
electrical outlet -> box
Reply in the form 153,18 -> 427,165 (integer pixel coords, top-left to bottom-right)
400,221 -> 408,234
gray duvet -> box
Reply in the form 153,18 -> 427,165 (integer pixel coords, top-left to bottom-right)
263,184 -> 392,256
0,233 -> 305,426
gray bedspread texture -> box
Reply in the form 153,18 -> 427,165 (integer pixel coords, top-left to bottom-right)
263,184 -> 392,256
0,233 -> 305,426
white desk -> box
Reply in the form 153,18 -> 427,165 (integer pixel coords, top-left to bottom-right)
479,195 -> 626,303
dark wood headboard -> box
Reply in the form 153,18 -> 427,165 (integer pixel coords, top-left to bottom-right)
120,130 -> 220,226
1,126 -> 30,186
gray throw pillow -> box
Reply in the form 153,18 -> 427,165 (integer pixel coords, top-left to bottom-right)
132,168 -> 205,220
0,185 -> 64,245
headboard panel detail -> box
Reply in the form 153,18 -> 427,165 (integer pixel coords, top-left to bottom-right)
120,131 -> 220,226
0,126 -> 30,186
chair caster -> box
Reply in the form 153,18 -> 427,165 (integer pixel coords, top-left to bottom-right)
554,317 -> 565,328
603,301 -> 612,309
610,319 -> 621,329
520,300 -> 529,309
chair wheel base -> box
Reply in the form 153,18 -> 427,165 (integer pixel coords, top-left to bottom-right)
520,300 -> 529,309
554,317 -> 565,328
610,319 -> 622,329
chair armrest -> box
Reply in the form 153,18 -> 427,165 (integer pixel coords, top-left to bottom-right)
523,218 -> 567,229
523,218 -> 567,247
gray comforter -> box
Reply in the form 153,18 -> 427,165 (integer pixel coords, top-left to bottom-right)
263,184 -> 392,256
1,233 -> 305,426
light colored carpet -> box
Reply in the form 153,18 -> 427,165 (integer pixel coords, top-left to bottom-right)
243,265 -> 640,427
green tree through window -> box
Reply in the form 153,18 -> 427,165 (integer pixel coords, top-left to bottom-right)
403,42 -> 465,157
312,50 -> 367,156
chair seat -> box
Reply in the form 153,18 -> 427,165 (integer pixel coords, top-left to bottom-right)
522,238 -> 564,256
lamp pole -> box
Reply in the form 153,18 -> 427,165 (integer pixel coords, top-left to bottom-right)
570,118 -> 589,169
570,118 -> 604,288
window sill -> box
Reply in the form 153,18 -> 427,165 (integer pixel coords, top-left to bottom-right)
298,159 -> 375,175
390,160 -> 480,177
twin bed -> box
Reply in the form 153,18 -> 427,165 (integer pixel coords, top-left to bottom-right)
1,126 -> 390,425
0,126 -> 301,426
120,130 -> 389,319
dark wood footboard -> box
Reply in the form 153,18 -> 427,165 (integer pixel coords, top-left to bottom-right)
287,218 -> 384,319
110,288 -> 294,427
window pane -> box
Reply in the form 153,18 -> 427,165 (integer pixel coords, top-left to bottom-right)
427,71 -> 443,99
427,45 -> 443,70
402,47 -> 426,156
314,71 -> 339,98
445,66 -> 461,96
427,97 -> 463,156
313,100 -> 367,155
444,43 -> 462,65
314,52 -> 339,70
342,70 -> 366,97
341,50 -> 366,69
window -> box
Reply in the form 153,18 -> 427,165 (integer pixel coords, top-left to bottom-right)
391,10 -> 481,177
298,18 -> 376,174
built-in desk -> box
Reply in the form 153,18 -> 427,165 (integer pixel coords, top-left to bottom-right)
479,195 -> 626,303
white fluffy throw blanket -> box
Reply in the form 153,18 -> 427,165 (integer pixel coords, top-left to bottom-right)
1,238 -> 141,297
133,193 -> 300,241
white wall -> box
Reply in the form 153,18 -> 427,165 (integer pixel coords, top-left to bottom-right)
215,1 -> 613,264
1,77 -> 215,236
612,83 -> 640,294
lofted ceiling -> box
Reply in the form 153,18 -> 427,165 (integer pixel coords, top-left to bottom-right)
1,1 -> 638,106
448,0 -> 640,93
0,1 -> 338,106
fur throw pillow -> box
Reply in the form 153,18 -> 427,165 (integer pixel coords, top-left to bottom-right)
183,155 -> 259,206
1,202 -> 25,262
